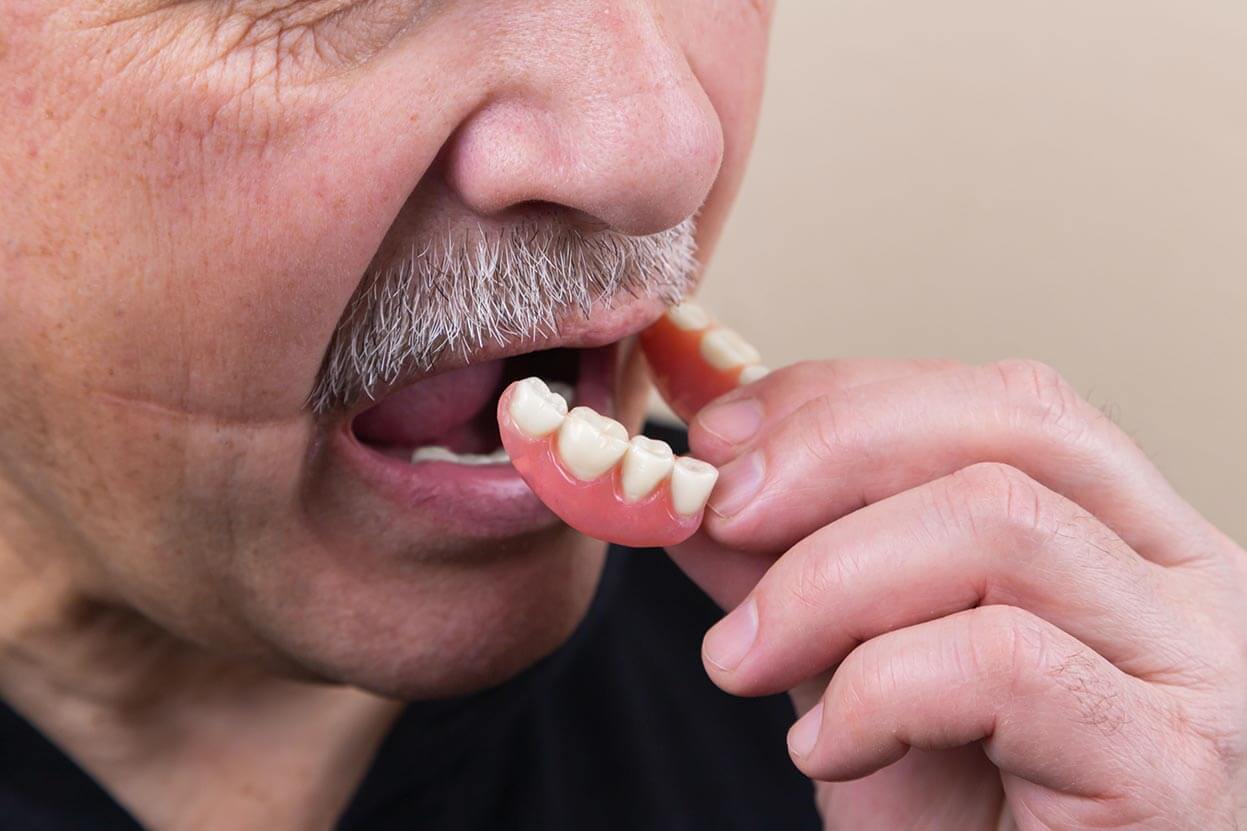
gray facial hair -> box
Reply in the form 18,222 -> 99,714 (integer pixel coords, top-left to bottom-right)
308,218 -> 698,415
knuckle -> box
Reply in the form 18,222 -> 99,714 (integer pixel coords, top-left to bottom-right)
972,606 -> 1132,738
988,358 -> 1086,439
963,605 -> 1050,693
799,394 -> 852,464
1048,506 -> 1136,572
1048,650 -> 1130,736
936,462 -> 1044,541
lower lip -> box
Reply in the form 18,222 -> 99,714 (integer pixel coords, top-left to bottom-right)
327,345 -> 619,539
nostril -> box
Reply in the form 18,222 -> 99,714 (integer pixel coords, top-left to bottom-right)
505,201 -> 610,234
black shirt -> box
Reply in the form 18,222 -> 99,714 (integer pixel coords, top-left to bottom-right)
1,434 -> 820,830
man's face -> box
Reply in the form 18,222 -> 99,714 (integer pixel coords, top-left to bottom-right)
0,0 -> 771,697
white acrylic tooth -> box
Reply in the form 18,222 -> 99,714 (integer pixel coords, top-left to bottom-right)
738,364 -> 771,385
556,407 -> 629,480
700,327 -> 763,371
565,407 -> 628,442
666,302 -> 712,331
508,377 -> 569,438
619,435 -> 675,502
487,447 -> 512,463
546,381 -> 575,404
670,457 -> 719,516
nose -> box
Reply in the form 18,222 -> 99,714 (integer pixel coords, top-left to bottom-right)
439,2 -> 725,236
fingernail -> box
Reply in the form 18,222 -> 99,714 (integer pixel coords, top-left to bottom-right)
788,704 -> 823,758
707,451 -> 765,518
703,598 -> 758,672
698,398 -> 763,445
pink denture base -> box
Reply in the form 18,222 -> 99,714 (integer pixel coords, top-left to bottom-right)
497,400 -> 703,549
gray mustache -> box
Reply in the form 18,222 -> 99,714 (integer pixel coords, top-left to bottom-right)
309,218 -> 698,415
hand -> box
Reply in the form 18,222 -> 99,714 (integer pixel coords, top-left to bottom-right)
669,359 -> 1247,829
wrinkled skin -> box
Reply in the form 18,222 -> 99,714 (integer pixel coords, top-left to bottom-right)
4,1 -> 1247,829
0,1 -> 770,825
0,1 -> 768,691
674,358 -> 1247,828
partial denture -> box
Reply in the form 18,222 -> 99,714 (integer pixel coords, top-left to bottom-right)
639,302 -> 768,422
498,378 -> 718,547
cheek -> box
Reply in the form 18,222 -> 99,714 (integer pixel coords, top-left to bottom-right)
7,11 -> 489,421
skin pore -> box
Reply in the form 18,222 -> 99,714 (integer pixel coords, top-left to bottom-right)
0,1 -> 773,827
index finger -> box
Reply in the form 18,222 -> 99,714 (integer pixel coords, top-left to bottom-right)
698,360 -> 1205,561
689,357 -> 960,464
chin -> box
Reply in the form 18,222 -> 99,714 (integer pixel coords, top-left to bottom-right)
115,310 -> 658,700
227,320 -> 658,699
230,523 -> 609,701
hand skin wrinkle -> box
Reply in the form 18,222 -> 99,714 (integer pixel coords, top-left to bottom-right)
7,0 -> 1247,826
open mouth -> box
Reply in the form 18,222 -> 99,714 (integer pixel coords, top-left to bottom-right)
317,296 -> 671,540
348,344 -> 617,467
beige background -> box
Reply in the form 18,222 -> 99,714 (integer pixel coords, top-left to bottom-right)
698,0 -> 1246,544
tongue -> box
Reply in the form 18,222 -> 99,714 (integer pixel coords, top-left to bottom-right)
353,359 -> 505,447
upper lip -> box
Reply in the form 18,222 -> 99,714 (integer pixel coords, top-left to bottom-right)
334,295 -> 672,422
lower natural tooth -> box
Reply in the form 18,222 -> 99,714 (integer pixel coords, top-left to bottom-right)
411,446 -> 511,466
670,457 -> 719,516
700,327 -> 763,371
411,446 -> 459,464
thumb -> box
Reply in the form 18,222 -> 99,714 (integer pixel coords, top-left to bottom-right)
665,531 -> 775,611
669,532 -> 823,716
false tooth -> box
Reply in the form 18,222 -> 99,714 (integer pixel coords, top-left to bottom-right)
556,407 -> 629,481
666,302 -> 712,331
700,327 -> 763,371
509,377 -> 569,438
619,435 -> 675,502
738,364 -> 771,385
670,457 -> 720,516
